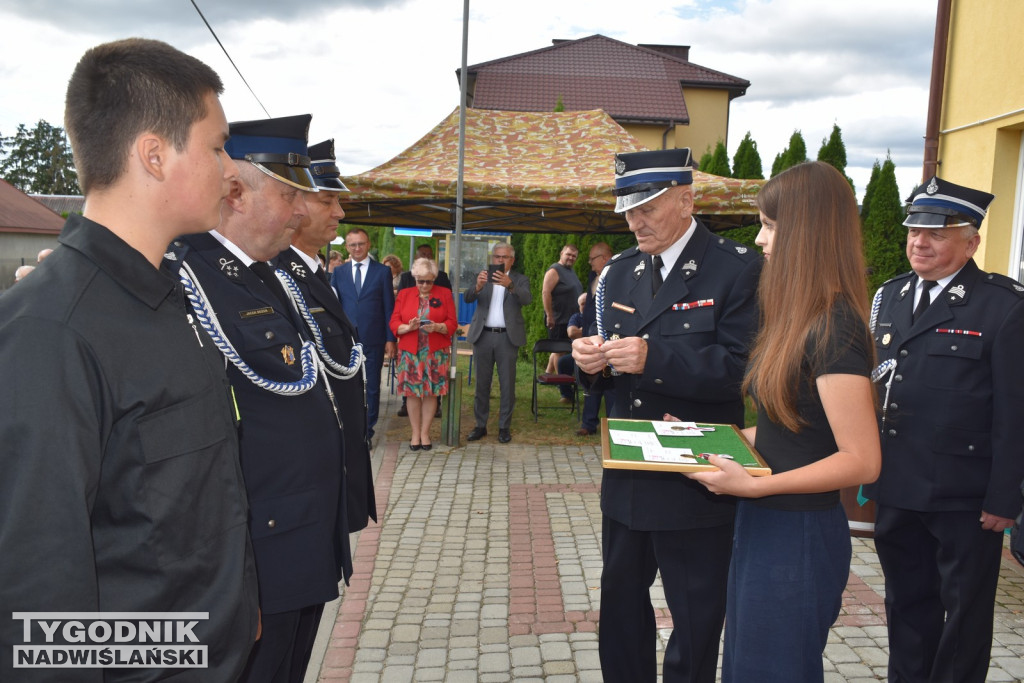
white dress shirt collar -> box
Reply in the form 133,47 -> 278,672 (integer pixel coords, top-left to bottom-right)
650,216 -> 697,277
210,229 -> 256,267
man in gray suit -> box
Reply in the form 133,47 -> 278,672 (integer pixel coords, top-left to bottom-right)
464,242 -> 532,443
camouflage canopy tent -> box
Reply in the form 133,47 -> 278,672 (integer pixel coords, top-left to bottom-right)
339,107 -> 762,235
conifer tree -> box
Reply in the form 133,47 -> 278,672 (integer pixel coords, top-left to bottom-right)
771,130 -> 808,177
860,160 -> 882,225
816,123 -> 855,194
704,140 -> 731,177
732,132 -> 764,179
0,120 -> 80,194
786,131 -> 808,167
698,145 -> 714,174
862,154 -> 909,292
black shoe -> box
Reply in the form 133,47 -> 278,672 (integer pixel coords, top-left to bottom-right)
421,443 -> 432,451
498,428 -> 512,443
467,427 -> 487,441
397,400 -> 408,417
409,443 -> 421,451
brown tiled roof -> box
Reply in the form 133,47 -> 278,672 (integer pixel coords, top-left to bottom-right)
462,34 -> 749,124
30,194 -> 85,217
0,179 -> 64,235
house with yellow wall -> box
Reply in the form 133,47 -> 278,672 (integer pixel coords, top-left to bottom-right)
933,0 -> 1024,280
458,34 -> 748,162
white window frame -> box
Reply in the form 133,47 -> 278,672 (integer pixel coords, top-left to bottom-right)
1010,134 -> 1024,282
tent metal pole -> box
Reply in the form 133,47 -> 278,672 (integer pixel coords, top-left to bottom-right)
444,0 -> 470,447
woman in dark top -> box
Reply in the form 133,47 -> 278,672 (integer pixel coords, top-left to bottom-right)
684,161 -> 881,682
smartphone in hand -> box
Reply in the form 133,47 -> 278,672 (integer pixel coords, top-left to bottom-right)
487,263 -> 503,279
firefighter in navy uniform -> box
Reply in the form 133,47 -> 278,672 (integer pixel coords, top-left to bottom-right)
170,115 -> 353,683
573,148 -> 761,683
275,138 -> 377,533
864,176 -> 1024,683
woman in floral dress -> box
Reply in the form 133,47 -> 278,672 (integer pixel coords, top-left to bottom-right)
389,258 -> 457,450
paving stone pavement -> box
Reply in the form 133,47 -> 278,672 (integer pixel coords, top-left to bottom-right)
306,392 -> 1024,682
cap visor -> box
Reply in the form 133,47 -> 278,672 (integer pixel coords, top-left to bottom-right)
316,177 -> 350,192
902,212 -> 970,229
614,187 -> 668,213
252,162 -> 318,192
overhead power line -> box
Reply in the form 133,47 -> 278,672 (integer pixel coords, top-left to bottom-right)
190,0 -> 271,118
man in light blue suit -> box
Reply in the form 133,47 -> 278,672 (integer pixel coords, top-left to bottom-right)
331,228 -> 395,439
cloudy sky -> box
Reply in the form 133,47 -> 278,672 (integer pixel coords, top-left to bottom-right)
0,0 -> 936,201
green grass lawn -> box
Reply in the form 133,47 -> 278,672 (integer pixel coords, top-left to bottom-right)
385,352 -> 603,446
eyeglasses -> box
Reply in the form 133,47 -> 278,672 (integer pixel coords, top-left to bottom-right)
416,279 -> 435,285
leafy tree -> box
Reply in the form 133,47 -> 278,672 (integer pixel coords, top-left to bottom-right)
862,153 -> 909,292
816,123 -> 855,194
0,120 -> 80,194
703,140 -> 731,177
770,130 -> 808,177
732,132 -> 764,179
554,95 -> 565,112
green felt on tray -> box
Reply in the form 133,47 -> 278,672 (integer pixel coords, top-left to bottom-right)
605,419 -> 763,468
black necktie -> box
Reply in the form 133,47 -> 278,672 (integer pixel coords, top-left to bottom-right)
250,261 -> 290,307
652,254 -> 664,295
913,279 -> 937,323
316,266 -> 330,286
354,262 -> 363,297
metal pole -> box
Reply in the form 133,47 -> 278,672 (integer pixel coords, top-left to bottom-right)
444,0 -> 470,446
922,0 -> 952,182
453,0 -> 469,317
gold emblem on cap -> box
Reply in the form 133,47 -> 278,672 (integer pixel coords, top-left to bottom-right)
281,345 -> 296,365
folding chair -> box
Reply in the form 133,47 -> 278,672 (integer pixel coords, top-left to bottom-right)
531,338 -> 577,421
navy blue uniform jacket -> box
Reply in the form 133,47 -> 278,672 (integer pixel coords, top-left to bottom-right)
277,247 -> 377,532
596,222 -> 761,530
178,233 -> 351,615
863,260 -> 1024,519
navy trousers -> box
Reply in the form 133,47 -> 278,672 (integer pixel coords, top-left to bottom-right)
362,344 -> 384,438
722,501 -> 850,683
599,516 -> 732,683
874,506 -> 1004,683
240,603 -> 324,683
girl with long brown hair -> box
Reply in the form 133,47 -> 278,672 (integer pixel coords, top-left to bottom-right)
685,161 -> 881,682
